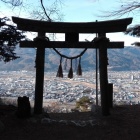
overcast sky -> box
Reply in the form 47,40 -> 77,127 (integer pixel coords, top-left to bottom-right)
0,0 -> 140,46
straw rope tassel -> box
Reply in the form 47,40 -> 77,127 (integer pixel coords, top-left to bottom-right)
77,57 -> 82,76
56,57 -> 63,78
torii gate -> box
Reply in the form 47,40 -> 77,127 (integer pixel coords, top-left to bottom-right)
12,17 -> 132,116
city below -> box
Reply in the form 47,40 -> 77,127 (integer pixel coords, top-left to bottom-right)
0,70 -> 140,112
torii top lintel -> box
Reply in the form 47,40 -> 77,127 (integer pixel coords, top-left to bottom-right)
12,17 -> 132,33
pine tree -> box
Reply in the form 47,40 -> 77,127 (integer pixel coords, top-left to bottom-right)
0,17 -> 25,62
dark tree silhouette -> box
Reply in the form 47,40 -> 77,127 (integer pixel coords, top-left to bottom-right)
0,0 -> 63,115
124,25 -> 140,46
0,17 -> 25,62
0,0 -> 63,63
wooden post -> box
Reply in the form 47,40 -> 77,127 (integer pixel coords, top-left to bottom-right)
34,32 -> 45,114
96,47 -> 98,106
95,21 -> 99,107
98,33 -> 110,116
65,33 -> 79,42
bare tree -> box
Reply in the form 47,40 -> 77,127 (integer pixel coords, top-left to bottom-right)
100,0 -> 140,46
0,0 -> 23,6
102,1 -> 140,18
29,0 -> 63,21
0,0 -> 63,62
0,0 -> 63,21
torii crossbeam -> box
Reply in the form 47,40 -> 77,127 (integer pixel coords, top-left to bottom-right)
12,17 -> 132,115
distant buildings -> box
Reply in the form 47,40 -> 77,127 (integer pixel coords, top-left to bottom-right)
0,70 -> 140,107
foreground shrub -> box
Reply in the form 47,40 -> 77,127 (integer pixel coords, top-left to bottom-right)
76,96 -> 92,112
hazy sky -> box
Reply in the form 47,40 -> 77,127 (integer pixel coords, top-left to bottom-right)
62,0 -> 119,22
0,0 -> 140,46
61,0 -> 140,46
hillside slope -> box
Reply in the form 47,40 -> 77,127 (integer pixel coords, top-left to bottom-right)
0,46 -> 140,71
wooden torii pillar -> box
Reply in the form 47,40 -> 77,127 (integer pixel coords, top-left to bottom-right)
34,32 -> 45,114
12,17 -> 132,115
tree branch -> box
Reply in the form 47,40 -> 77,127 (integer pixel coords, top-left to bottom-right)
40,0 -> 52,21
100,1 -> 140,18
1,0 -> 23,6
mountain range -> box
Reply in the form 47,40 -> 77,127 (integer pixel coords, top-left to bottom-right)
0,46 -> 140,72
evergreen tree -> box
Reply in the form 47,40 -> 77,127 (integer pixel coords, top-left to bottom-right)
0,17 -> 25,62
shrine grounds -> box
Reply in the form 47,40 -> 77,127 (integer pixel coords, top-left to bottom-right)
1,104 -> 140,140
1,71 -> 140,139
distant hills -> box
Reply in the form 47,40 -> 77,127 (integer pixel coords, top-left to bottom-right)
1,46 -> 140,72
